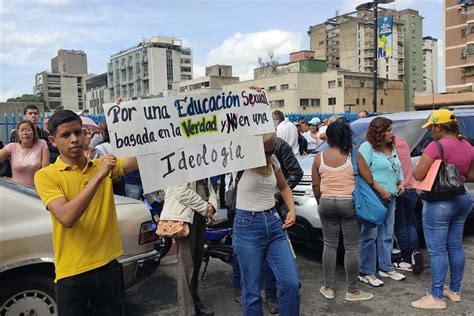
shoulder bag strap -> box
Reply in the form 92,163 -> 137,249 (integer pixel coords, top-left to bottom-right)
435,140 -> 445,162
351,148 -> 359,176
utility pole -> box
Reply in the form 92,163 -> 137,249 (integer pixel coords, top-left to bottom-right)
373,0 -> 379,113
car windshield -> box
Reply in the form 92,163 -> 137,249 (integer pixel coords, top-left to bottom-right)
458,115 -> 474,144
351,118 -> 427,149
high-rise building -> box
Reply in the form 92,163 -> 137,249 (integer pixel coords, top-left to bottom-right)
51,49 -> 88,75
34,72 -> 89,111
422,36 -> 439,94
397,9 -> 424,110
179,65 -> 239,96
444,0 -> 474,92
309,8 -> 425,110
107,36 -> 193,101
85,73 -> 109,114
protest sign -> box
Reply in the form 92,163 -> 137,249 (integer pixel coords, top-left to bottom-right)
103,89 -> 274,157
137,135 -> 265,192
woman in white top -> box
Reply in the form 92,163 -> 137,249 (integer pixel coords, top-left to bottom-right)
233,133 -> 300,316
304,117 -> 321,151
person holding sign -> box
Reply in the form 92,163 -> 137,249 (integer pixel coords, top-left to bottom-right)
160,179 -> 218,316
411,109 -> 474,310
233,133 -> 300,316
34,110 -> 139,315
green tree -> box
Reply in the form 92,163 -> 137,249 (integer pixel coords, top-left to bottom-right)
6,94 -> 44,103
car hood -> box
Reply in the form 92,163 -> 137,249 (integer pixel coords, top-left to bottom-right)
298,154 -> 316,175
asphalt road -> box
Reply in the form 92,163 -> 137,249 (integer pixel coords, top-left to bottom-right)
125,224 -> 474,315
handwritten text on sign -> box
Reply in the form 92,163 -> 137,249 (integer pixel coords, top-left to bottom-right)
137,135 -> 265,192
103,89 -> 274,157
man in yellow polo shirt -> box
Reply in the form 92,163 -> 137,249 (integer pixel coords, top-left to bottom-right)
34,110 -> 139,315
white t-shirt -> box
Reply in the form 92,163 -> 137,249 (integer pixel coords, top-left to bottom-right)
276,119 -> 299,155
304,131 -> 319,151
236,155 -> 281,212
317,125 -> 327,138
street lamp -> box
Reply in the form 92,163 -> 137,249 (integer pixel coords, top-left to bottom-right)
423,76 -> 435,110
356,0 -> 395,113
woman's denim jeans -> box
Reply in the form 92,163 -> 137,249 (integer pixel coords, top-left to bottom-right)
360,197 -> 396,275
422,192 -> 472,300
233,208 -> 300,316
394,188 -> 420,262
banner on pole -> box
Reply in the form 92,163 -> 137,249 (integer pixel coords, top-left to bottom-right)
378,16 -> 393,59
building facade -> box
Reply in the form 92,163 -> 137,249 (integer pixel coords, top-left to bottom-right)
422,36 -> 439,94
222,58 -> 405,114
84,73 -> 109,114
179,65 -> 239,96
397,9 -> 424,109
34,71 -> 88,112
107,36 -> 193,101
444,0 -> 474,92
51,49 -> 88,75
309,8 -> 425,110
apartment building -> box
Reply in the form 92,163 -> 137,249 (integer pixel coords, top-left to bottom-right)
107,36 -> 193,101
179,65 -> 239,96
422,36 -> 439,94
445,0 -> 474,92
309,8 -> 425,109
51,49 -> 88,75
84,73 -> 109,114
34,71 -> 89,111
222,56 -> 404,114
397,9 -> 424,109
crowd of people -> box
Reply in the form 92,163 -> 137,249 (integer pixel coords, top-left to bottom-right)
0,103 -> 473,315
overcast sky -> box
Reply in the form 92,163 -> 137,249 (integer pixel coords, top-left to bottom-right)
0,0 -> 443,101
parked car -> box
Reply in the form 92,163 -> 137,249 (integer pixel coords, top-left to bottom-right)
0,178 -> 160,316
289,108 -> 474,248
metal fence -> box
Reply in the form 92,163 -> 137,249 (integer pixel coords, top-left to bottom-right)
0,113 -> 105,144
286,112 -> 359,123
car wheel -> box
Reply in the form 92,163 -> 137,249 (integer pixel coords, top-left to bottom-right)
154,236 -> 172,258
0,276 -> 57,316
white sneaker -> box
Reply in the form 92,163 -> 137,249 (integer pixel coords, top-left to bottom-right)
379,270 -> 406,281
393,261 -> 413,272
358,274 -> 384,287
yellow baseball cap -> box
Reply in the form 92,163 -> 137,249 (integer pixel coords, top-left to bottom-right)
422,109 -> 456,128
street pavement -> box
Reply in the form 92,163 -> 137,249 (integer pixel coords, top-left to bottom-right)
125,225 -> 474,315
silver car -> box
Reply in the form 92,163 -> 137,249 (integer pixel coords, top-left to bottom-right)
0,178 -> 160,316
290,109 -> 474,247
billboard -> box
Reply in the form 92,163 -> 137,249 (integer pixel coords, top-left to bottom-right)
378,16 -> 393,59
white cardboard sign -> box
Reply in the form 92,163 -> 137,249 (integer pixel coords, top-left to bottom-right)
103,89 -> 274,157
137,135 -> 265,193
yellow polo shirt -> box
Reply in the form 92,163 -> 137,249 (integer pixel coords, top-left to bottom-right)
34,157 -> 124,282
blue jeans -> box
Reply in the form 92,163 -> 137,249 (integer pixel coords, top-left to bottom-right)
360,197 -> 396,275
233,208 -> 300,316
394,188 -> 420,262
233,252 -> 277,297
422,192 -> 472,300
125,183 -> 143,200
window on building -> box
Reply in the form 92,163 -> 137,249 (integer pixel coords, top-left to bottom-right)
380,98 -> 384,105
319,41 -> 325,46
337,78 -> 343,87
362,98 -> 366,105
270,100 -> 285,108
300,99 -> 309,107
360,80 -> 365,88
328,80 -> 336,89
281,84 -> 289,90
311,99 -> 320,107
181,66 -> 192,72
328,97 -> 336,105
268,86 -> 276,92
356,98 -> 360,105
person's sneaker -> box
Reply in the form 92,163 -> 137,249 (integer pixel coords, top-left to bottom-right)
358,274 -> 384,287
411,250 -> 424,275
444,286 -> 461,302
345,290 -> 374,302
393,261 -> 413,272
265,296 -> 279,314
411,295 -> 447,310
233,288 -> 242,305
379,270 -> 406,281
319,286 -> 335,300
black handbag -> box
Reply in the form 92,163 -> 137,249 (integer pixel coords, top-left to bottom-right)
419,140 -> 465,201
225,171 -> 244,221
